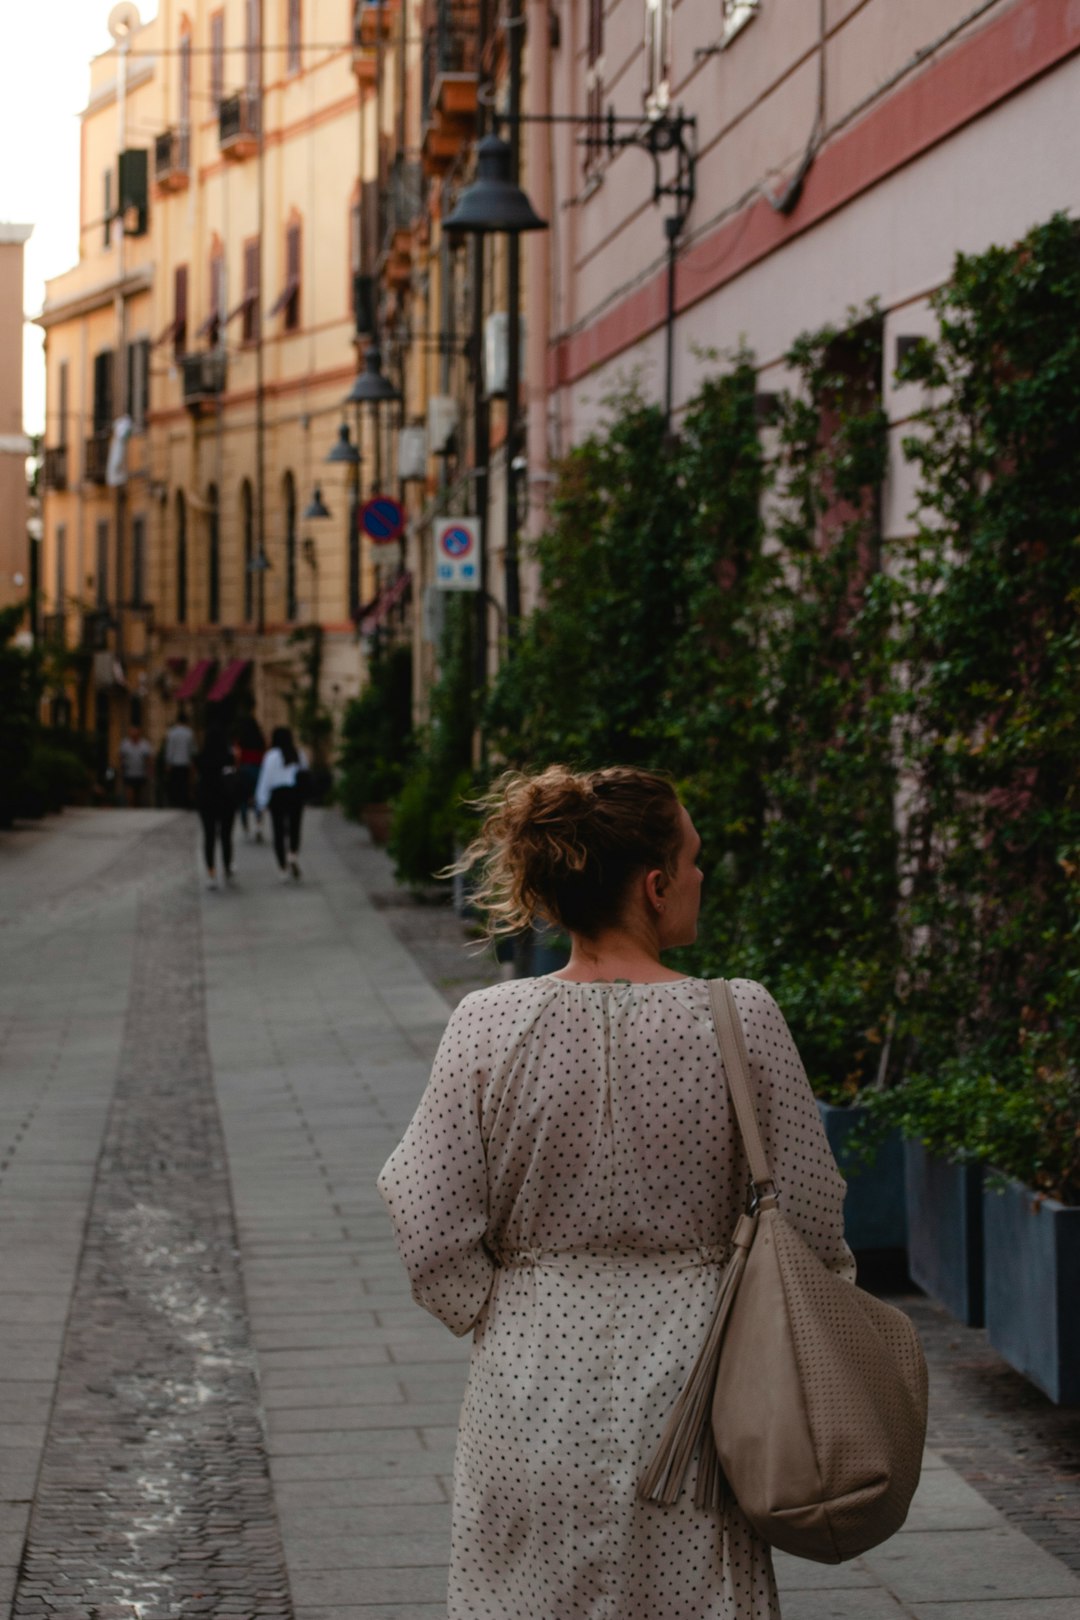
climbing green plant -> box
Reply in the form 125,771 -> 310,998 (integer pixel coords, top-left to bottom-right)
862,213 -> 1080,1201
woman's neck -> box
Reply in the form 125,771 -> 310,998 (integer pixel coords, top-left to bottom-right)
551,926 -> 685,983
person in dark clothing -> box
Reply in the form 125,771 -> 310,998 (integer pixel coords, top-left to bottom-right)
255,725 -> 310,882
196,722 -> 240,890
234,711 -> 267,841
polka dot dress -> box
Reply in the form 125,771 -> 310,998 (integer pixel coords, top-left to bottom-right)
379,978 -> 854,1619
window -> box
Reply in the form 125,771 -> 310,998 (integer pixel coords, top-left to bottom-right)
211,10 -> 225,108
179,26 -> 191,154
104,167 -> 113,246
96,519 -> 109,608
246,0 -> 261,98
55,523 -> 66,609
207,484 -> 221,624
174,265 -> 188,358
284,473 -> 297,621
242,479 -> 254,621
127,338 -> 150,428
585,0 -> 604,172
287,0 -> 302,74
131,515 -> 146,606
58,360 -> 68,446
644,0 -> 672,117
721,1 -> 759,47
176,491 -> 188,623
93,350 -> 114,434
270,221 -> 301,331
242,238 -> 260,344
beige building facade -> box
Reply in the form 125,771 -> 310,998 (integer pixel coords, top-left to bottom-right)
0,225 -> 34,617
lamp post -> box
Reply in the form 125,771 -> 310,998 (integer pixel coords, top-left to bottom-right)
344,347 -> 400,491
443,131 -> 548,643
322,420 -> 362,622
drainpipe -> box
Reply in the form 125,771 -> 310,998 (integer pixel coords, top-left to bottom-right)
524,0 -> 551,561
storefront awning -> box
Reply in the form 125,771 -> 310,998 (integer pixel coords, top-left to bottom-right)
174,657 -> 216,701
206,658 -> 251,704
359,571 -> 411,635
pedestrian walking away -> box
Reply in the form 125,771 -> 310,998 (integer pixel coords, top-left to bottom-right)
379,764 -> 856,1620
234,709 -> 266,841
118,726 -> 153,808
163,707 -> 196,807
255,725 -> 309,881
196,721 -> 240,889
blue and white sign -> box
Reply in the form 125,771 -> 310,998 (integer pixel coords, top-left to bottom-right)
434,517 -> 481,592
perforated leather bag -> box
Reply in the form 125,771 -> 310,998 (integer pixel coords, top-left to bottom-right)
638,980 -> 928,1564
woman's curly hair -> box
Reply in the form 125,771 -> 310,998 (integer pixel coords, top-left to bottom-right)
450,764 -> 683,939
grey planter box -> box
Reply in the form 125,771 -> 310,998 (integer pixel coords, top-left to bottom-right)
903,1139 -> 984,1326
983,1178 -> 1080,1406
817,1102 -> 907,1252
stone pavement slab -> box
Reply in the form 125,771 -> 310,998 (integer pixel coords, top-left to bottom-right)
3,807 -> 1080,1618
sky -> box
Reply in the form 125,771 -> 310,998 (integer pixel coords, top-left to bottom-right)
0,2 -> 159,435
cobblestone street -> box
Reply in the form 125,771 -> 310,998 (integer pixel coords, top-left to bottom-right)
1,807 -> 1078,1619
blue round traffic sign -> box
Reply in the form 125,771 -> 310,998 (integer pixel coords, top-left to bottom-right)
361,495 -> 405,543
440,525 -> 473,558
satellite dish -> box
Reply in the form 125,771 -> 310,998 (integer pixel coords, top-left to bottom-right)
108,2 -> 141,41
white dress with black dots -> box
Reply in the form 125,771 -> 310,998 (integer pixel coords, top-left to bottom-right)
378,977 -> 854,1619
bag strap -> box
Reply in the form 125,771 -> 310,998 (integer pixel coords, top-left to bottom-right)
709,979 -> 778,1209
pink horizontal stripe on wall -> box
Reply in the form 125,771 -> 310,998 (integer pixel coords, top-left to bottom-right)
549,0 -> 1080,390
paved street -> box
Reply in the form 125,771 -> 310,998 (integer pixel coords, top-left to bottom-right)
0,807 -> 1078,1619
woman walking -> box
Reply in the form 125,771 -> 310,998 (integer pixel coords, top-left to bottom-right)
255,725 -> 310,882
195,721 -> 239,889
379,765 -> 854,1619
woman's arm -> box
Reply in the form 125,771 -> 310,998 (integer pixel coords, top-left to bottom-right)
378,1000 -> 495,1335
730,979 -> 856,1282
254,749 -> 275,812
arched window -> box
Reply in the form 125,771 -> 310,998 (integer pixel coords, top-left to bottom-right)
176,491 -> 187,623
242,480 -> 254,621
208,482 -> 221,624
284,471 -> 298,621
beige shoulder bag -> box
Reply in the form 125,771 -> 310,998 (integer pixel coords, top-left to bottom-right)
638,979 -> 928,1564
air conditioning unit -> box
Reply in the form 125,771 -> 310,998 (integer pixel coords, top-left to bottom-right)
398,425 -> 427,481
484,311 -> 527,398
427,395 -> 459,456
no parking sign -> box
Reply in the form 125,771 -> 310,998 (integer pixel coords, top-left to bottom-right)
433,517 -> 480,592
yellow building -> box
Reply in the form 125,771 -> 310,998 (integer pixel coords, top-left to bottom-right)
38,0 -> 548,783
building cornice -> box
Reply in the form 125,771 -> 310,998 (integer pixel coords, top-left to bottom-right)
36,266 -> 154,330
0,224 -> 33,246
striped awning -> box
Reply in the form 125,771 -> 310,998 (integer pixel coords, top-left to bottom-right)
174,657 -> 215,701
206,658 -> 251,704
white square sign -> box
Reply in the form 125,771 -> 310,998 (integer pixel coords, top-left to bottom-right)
433,517 -> 481,592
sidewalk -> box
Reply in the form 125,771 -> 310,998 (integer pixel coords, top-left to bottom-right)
1,806 -> 1078,1618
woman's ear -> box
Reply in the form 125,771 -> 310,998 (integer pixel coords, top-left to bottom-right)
644,867 -> 667,914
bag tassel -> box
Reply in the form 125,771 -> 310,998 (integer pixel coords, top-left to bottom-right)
637,1238 -> 750,1508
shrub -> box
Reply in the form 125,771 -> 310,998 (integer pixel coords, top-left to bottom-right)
336,643 -> 414,819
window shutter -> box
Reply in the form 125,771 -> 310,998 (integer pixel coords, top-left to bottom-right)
93,351 -> 114,433
285,223 -> 301,330
104,168 -> 113,246
243,239 -> 260,342
211,12 -> 224,108
174,265 -> 188,356
58,361 -> 69,446
288,0 -> 301,74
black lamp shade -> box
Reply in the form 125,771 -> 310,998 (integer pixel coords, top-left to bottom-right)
443,135 -> 548,236
303,486 -> 332,520
344,347 -> 401,406
325,422 -> 361,464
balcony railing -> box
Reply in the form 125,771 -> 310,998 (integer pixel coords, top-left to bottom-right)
84,431 -> 110,486
219,92 -> 260,158
43,445 -> 68,491
154,126 -> 191,190
421,1 -> 479,174
181,352 -> 227,410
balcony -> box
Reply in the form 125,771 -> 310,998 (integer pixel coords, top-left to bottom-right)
181,352 -> 227,413
41,612 -> 67,648
421,1 -> 480,177
219,92 -> 260,160
381,160 -> 424,290
352,0 -> 399,83
154,126 -> 190,192
43,445 -> 68,491
84,431 -> 110,486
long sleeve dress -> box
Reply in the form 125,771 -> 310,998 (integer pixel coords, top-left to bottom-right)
378,976 -> 854,1620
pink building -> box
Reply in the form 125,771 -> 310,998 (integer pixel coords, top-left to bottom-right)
0,224 -> 33,614
527,0 -> 1080,547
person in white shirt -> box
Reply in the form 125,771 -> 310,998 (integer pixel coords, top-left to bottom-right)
164,709 -> 196,808
118,726 -> 153,808
255,725 -> 310,881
